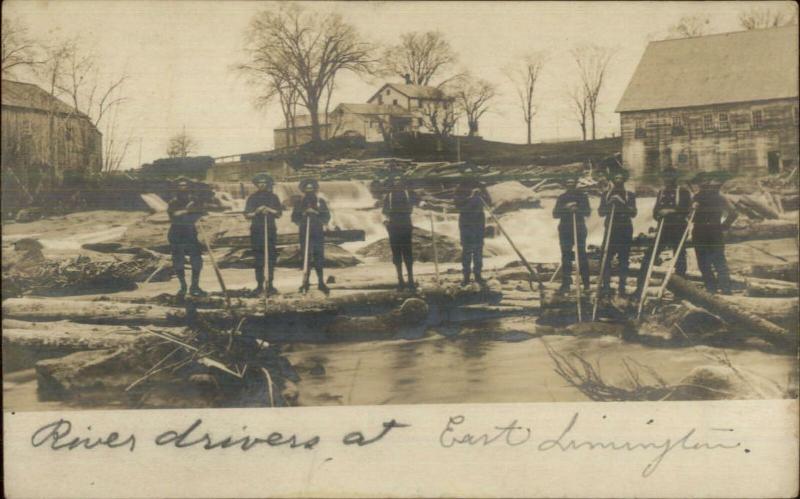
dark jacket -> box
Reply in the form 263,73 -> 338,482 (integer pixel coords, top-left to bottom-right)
654,185 -> 691,227
454,183 -> 491,230
291,194 -> 331,243
599,187 -> 637,227
553,190 -> 591,228
245,190 -> 283,233
167,196 -> 204,245
692,190 -> 738,246
382,188 -> 418,227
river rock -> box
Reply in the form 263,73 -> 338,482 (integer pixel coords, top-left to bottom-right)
486,181 -> 541,214
35,348 -> 141,401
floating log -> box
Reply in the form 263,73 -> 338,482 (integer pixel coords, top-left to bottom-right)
745,278 -> 799,298
717,296 -> 799,330
726,220 -> 798,244
666,275 -> 792,348
213,229 -> 365,248
737,195 -> 780,220
748,261 -> 800,283
2,298 -> 183,326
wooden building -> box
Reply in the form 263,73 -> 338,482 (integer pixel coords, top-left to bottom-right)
616,26 -> 799,181
1,80 -> 103,210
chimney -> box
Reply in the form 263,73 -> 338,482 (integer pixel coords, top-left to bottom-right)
403,73 -> 411,85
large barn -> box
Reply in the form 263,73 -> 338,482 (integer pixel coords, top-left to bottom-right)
616,25 -> 799,181
1,80 -> 103,212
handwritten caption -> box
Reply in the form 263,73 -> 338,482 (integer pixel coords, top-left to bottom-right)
30,412 -> 744,477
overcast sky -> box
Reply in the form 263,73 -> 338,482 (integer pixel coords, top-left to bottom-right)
4,0 -> 795,169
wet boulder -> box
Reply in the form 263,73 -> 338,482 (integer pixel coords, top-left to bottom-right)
666,365 -> 788,401
357,227 -> 498,263
278,244 -> 361,268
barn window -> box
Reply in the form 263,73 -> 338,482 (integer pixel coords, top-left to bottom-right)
671,115 -> 685,135
703,114 -> 715,132
752,110 -> 763,129
718,112 -> 730,131
393,99 -> 398,105
386,89 -> 390,95
634,119 -> 646,138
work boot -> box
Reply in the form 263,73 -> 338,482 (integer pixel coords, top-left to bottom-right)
407,280 -> 417,291
475,273 -> 485,286
190,285 -> 207,297
253,284 -> 264,297
617,285 -> 628,298
267,282 -> 279,296
396,278 -> 406,291
318,282 -> 330,295
558,283 -> 571,295
461,271 -> 470,287
176,272 -> 188,296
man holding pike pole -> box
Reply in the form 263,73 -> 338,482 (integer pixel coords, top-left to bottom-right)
455,178 -> 492,287
167,177 -> 207,297
244,173 -> 282,296
382,174 -> 419,290
552,176 -> 591,295
292,178 -> 331,295
598,169 -> 637,297
634,167 -> 691,299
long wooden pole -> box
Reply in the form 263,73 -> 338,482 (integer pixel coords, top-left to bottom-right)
429,213 -> 440,284
636,218 -> 664,319
264,213 -> 270,303
592,204 -> 615,321
479,196 -> 545,301
197,223 -> 232,312
655,210 -> 695,302
572,212 -> 583,322
302,215 -> 311,291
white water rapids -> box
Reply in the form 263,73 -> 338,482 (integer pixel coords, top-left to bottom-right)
215,180 -> 657,266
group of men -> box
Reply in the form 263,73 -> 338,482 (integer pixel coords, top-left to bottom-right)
167,165 -> 738,300
167,174 -> 331,297
554,166 -> 738,298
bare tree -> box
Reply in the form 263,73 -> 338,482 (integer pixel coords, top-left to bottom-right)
454,75 -> 496,137
419,98 -> 459,138
243,3 -> 375,142
166,131 -> 198,158
37,37 -> 131,171
572,44 -> 614,141
380,31 -> 458,86
1,17 -> 40,78
568,84 -> 589,141
505,52 -> 546,145
668,14 -> 712,38
738,5 -> 798,30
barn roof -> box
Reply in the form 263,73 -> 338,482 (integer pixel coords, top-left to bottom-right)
335,103 -> 413,116
1,79 -> 88,117
616,25 -> 799,113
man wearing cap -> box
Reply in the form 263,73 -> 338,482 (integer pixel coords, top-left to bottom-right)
552,176 -> 591,294
634,167 -> 692,297
455,179 -> 493,287
291,178 -> 331,294
244,173 -> 283,295
167,177 -> 206,297
382,175 -> 419,290
598,169 -> 638,297
691,171 -> 738,294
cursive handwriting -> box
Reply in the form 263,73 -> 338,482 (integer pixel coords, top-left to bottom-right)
31,419 -> 136,452
155,419 -> 321,450
440,412 -> 741,477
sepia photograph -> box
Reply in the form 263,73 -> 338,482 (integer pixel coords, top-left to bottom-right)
2,0 -> 798,442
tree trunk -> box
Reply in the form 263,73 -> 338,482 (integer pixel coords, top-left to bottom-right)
591,113 -> 596,140
468,120 -> 478,137
526,119 -> 532,145
308,100 -> 321,142
745,278 -> 799,297
666,275 -> 793,348
747,261 -> 799,283
580,123 -> 587,141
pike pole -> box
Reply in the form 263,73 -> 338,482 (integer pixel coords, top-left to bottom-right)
636,217 -> 665,320
591,204 -> 615,321
479,196 -> 545,302
572,212 -> 583,322
197,222 -> 232,312
263,213 -> 270,304
301,215 -> 311,292
429,213 -> 440,284
654,210 -> 695,302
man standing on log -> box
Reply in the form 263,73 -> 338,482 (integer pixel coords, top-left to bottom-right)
553,176 -> 590,294
455,179 -> 492,287
244,173 -> 282,296
292,178 -> 331,295
598,169 -> 637,297
691,171 -> 738,295
634,166 -> 691,297
167,177 -> 207,297
382,175 -> 419,290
